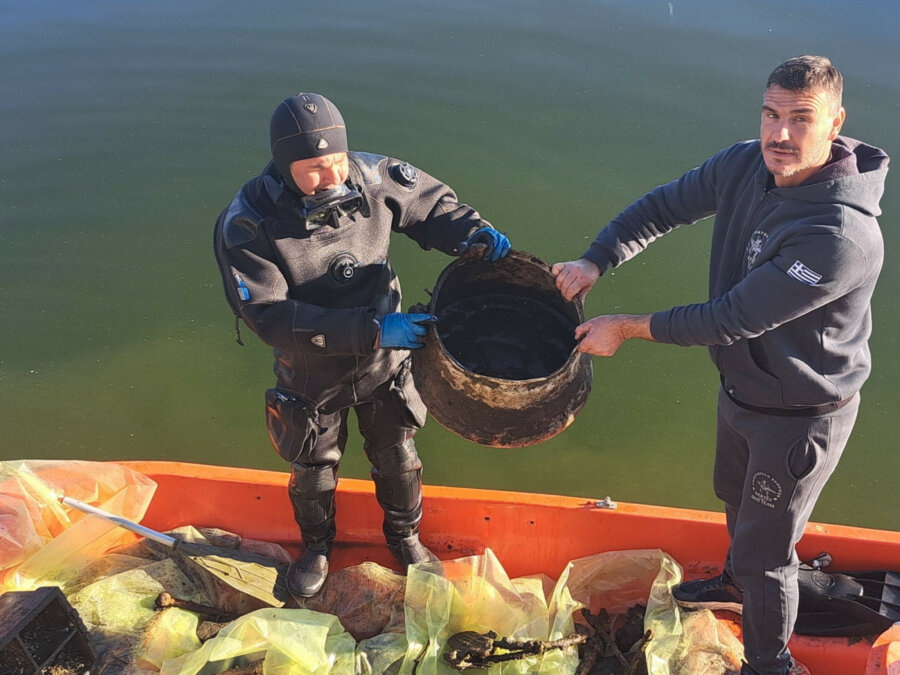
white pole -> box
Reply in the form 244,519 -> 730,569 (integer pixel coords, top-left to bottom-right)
57,494 -> 177,548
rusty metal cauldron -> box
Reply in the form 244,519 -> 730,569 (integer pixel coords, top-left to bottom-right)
411,249 -> 592,447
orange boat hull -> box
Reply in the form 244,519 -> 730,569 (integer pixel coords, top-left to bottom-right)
123,461 -> 900,675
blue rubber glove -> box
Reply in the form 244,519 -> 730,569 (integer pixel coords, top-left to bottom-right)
459,228 -> 511,262
379,312 -> 438,350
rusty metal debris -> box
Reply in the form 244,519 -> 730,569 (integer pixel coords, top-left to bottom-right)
575,605 -> 651,675
154,591 -> 239,624
443,629 -> 587,670
194,619 -> 231,643
154,591 -> 241,642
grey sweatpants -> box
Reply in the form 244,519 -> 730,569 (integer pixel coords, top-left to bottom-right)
714,387 -> 860,675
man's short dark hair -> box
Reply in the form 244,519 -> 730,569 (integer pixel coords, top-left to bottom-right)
767,56 -> 843,112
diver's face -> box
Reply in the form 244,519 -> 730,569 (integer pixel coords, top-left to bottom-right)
760,85 -> 845,188
290,152 -> 350,195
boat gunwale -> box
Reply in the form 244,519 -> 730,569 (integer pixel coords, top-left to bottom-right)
121,460 -> 900,549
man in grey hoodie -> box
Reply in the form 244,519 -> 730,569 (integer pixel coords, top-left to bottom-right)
553,56 -> 888,675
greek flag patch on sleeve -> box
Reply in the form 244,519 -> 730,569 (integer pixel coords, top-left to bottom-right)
787,260 -> 822,286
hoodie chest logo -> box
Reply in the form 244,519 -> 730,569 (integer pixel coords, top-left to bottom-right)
746,230 -> 769,271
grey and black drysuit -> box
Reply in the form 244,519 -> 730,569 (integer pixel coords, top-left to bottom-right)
582,136 -> 888,675
213,152 -> 488,553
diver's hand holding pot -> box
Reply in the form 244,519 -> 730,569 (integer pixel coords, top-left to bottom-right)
377,312 -> 438,350
458,228 -> 511,262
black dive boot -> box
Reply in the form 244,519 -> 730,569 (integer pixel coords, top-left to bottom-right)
387,534 -> 440,568
287,542 -> 330,598
287,465 -> 336,598
373,465 -> 440,571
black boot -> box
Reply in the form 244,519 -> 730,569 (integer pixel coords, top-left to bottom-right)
287,542 -> 330,598
372,464 -> 440,571
287,464 -> 337,598
386,534 -> 439,569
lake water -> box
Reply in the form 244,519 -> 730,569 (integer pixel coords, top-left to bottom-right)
2,0 -> 897,531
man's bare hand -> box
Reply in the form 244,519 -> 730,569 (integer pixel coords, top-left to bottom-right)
574,314 -> 654,356
551,258 -> 601,302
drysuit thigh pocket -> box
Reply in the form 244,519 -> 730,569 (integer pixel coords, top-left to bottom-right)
265,388 -> 319,464
389,359 -> 427,430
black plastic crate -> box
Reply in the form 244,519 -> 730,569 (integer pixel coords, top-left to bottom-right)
0,586 -> 95,674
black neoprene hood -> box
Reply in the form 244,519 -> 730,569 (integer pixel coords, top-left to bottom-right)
270,93 -> 348,191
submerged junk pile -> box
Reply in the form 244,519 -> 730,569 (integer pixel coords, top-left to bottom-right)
1,460 -> 755,674
575,606 -> 650,675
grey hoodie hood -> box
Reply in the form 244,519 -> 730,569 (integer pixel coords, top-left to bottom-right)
785,136 -> 889,217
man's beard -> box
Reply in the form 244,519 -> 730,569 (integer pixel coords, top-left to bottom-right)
766,137 -> 831,178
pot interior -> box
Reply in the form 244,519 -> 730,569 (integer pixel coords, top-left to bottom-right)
433,258 -> 578,380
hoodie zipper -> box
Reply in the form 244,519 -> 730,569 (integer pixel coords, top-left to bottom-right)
713,182 -> 772,373
724,183 -> 772,291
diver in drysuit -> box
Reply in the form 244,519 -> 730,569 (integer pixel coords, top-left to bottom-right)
213,92 -> 510,598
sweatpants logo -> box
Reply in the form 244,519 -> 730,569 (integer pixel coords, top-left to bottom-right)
751,472 -> 783,509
